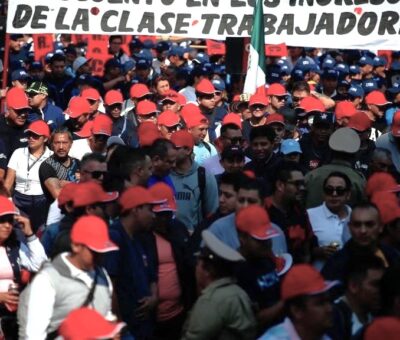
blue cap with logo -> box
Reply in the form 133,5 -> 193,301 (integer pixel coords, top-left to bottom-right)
388,82 -> 400,94
335,63 -> 349,75
373,56 -> 387,67
348,84 -> 364,98
212,78 -> 225,91
359,56 -> 374,66
156,41 -> 170,52
349,65 -> 361,75
168,46 -> 185,57
362,79 -> 378,93
322,69 -> 339,79
193,52 -> 210,65
11,69 -> 31,81
322,56 -> 336,69
281,139 -> 302,155
134,49 -> 153,62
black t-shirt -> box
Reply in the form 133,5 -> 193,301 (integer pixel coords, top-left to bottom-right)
299,133 -> 331,172
39,155 -> 80,202
0,116 -> 28,170
236,257 -> 280,310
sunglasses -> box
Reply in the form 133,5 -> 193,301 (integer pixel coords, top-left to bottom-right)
27,92 -> 38,98
162,100 -> 176,106
87,99 -> 98,105
200,94 -> 215,100
215,91 -> 222,96
83,170 -> 107,179
251,104 -> 266,111
323,186 -> 347,196
292,96 -> 303,102
0,215 -> 14,224
165,124 -> 180,133
223,136 -> 243,145
274,95 -> 287,101
27,132 -> 41,140
13,108 -> 29,116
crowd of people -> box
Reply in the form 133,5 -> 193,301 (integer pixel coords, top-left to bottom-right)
0,33 -> 400,339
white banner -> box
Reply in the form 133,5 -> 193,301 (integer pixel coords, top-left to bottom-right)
7,0 -> 400,50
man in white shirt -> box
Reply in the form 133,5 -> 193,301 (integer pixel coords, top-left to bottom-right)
307,171 -> 352,270
19,215 -> 118,340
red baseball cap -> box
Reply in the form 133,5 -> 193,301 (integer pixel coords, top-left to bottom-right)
65,96 -> 90,118
136,100 -> 158,116
281,264 -> 339,300
161,90 -> 179,104
25,120 -> 50,138
130,83 -> 151,99
267,83 -> 287,96
347,111 -> 372,132
119,186 -> 164,213
72,182 -> 118,208
222,113 -> 242,129
171,130 -> 194,149
236,205 -> 279,240
365,90 -> 390,106
249,94 -> 269,107
75,121 -> 94,138
81,87 -> 101,101
137,121 -> 161,146
157,110 -> 181,127
297,96 -> 325,115
92,114 -> 113,136
371,192 -> 400,225
6,87 -> 30,110
180,103 -> 202,124
59,307 -> 125,340
71,215 -> 118,253
195,79 -> 215,95
104,90 -> 123,106
391,111 -> 400,137
184,113 -> 208,129
265,113 -> 285,126
149,182 -> 177,212
365,317 -> 400,340
58,182 -> 79,207
334,101 -> 356,120
0,196 -> 18,216
366,172 -> 400,197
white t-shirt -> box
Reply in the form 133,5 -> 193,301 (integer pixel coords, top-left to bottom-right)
8,147 -> 53,196
68,138 -> 92,161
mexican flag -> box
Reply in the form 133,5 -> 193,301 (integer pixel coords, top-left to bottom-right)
243,0 -> 266,95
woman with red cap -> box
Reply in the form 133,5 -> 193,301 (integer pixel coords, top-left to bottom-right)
4,120 -> 53,233
0,196 -> 47,339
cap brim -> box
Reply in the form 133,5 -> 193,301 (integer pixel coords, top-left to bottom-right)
101,191 -> 119,202
308,280 -> 340,296
24,128 -> 43,136
388,185 -> 400,193
251,225 -> 280,241
98,321 -> 126,339
0,210 -> 19,217
276,253 -> 293,277
87,240 -> 119,253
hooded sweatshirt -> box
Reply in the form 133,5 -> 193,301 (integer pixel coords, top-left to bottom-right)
171,161 -> 218,232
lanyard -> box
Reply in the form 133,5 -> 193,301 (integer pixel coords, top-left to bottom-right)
27,148 -> 45,174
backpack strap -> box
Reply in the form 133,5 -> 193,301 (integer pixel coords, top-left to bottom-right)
197,166 -> 207,220
202,141 -> 212,154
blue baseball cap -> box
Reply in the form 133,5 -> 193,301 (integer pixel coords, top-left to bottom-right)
129,38 -> 143,50
30,61 -> 43,70
11,69 -> 31,81
388,82 -> 400,94
136,59 -> 151,70
280,64 -> 291,76
338,80 -> 350,88
291,68 -> 304,81
212,64 -> 226,75
391,61 -> 400,71
212,78 -> 225,91
168,46 -> 185,57
155,41 -> 170,53
193,52 -> 210,65
123,59 -> 136,73
296,57 -> 315,73
349,65 -> 361,75
359,56 -> 374,66
322,56 -> 336,70
335,63 -> 349,75
281,139 -> 302,155
322,69 -> 339,79
104,58 -> 122,70
134,49 -> 153,62
373,56 -> 387,67
348,84 -> 364,98
142,39 -> 155,50
362,79 -> 378,93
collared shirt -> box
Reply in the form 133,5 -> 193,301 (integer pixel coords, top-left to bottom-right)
308,203 -> 351,270
307,202 -> 351,248
258,317 -> 332,340
183,277 -> 256,340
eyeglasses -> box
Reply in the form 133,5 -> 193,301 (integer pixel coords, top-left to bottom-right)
286,180 -> 305,188
323,186 -> 347,196
83,170 -> 107,179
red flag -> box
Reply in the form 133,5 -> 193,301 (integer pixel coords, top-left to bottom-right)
33,34 -> 54,64
85,35 -> 110,77
206,40 -> 226,55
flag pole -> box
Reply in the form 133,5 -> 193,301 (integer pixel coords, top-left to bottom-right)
1,33 -> 10,110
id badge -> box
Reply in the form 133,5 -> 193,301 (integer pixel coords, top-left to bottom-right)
24,180 -> 31,192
